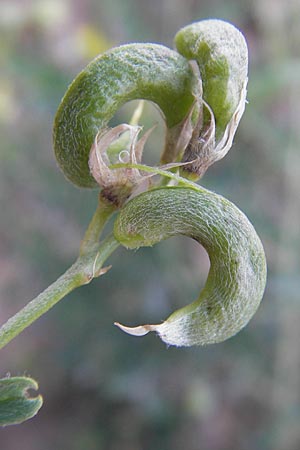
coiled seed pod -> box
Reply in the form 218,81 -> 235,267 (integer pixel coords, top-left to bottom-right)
114,186 -> 267,347
53,44 -> 198,188
175,19 -> 248,139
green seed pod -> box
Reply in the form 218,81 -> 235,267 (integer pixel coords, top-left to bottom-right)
53,44 -> 198,188
114,186 -> 266,347
175,19 -> 248,140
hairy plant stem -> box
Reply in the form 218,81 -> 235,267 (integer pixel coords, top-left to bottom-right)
0,197 -> 120,350
79,194 -> 117,255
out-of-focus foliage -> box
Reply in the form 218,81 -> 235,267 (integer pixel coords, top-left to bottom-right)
0,1 -> 300,449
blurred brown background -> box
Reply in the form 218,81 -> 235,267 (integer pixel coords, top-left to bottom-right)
1,0 -> 300,449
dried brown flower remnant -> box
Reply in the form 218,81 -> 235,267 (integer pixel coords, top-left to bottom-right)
89,124 -> 152,206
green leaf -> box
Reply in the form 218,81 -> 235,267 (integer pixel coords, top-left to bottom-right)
0,376 -> 43,426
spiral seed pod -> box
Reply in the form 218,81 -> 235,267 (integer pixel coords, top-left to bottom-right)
175,19 -> 248,138
114,186 -> 266,347
175,20 -> 248,178
52,20 -> 266,346
53,44 -> 199,188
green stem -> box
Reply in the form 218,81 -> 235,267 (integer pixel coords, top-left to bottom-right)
0,234 -> 119,350
80,195 -> 116,255
0,198 -> 120,350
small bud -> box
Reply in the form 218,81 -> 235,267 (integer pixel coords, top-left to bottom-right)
0,376 -> 43,426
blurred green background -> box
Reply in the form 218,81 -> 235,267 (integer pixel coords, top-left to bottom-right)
1,0 -> 300,449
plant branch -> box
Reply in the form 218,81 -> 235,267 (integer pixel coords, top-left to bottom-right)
0,198 -> 120,350
79,194 -> 116,255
